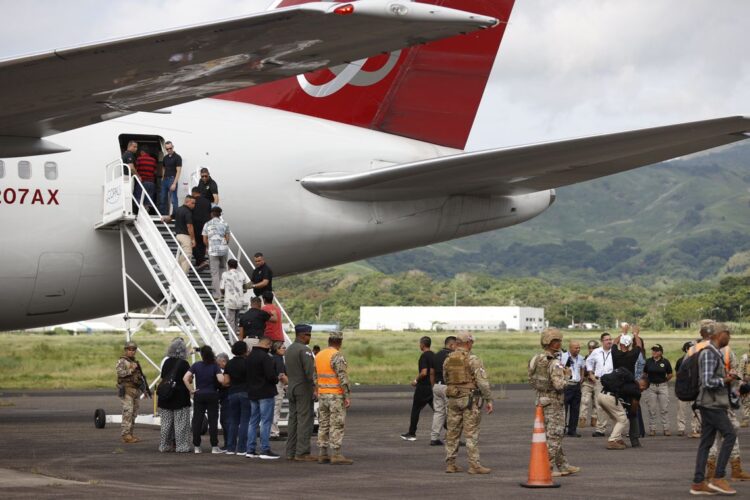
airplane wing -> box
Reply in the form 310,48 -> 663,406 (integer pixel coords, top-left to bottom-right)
300,116 -> 750,201
0,1 -> 496,144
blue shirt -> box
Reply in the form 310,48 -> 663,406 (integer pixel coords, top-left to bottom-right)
190,361 -> 221,394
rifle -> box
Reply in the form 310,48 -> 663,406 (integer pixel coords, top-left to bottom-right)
135,361 -> 152,398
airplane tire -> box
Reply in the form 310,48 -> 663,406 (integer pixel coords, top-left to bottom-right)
94,408 -> 106,429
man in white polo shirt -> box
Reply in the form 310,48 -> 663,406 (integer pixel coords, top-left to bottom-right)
585,332 -> 614,437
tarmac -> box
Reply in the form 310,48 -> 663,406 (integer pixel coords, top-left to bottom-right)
0,386 -> 748,499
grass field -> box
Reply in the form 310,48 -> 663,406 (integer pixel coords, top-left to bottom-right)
1,330 -> 748,390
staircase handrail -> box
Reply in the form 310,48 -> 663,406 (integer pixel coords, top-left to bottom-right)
117,161 -> 238,348
224,229 -> 295,343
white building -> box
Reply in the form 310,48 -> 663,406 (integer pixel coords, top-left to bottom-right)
359,306 -> 545,332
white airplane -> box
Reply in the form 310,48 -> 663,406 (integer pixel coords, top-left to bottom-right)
1,0 -> 748,331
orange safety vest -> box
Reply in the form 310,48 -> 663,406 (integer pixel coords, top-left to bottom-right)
688,340 -> 731,371
315,347 -> 344,396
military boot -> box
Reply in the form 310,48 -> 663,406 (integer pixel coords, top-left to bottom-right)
445,461 -> 464,473
560,465 -> 581,476
578,417 -> 586,428
468,464 -> 491,475
122,435 -> 140,444
330,453 -> 353,465
706,458 -> 716,480
318,447 -> 330,464
730,458 -> 750,481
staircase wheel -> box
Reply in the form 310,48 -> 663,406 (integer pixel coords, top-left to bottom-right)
94,408 -> 106,429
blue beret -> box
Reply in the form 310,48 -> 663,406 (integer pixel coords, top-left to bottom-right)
295,324 -> 312,334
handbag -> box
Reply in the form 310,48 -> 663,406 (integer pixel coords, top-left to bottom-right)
156,359 -> 182,402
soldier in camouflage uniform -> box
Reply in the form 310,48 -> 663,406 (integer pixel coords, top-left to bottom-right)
528,329 -> 580,477
115,341 -> 148,443
444,332 -> 493,474
315,332 -> 353,465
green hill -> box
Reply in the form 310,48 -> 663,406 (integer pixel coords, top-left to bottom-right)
368,141 -> 750,284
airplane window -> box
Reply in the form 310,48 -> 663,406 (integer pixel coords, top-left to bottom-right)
0,160 -> 4,178
18,160 -> 31,179
44,162 -> 58,180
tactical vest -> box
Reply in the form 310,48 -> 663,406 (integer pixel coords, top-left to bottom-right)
117,357 -> 143,386
528,353 -> 554,392
315,347 -> 344,395
444,350 -> 476,390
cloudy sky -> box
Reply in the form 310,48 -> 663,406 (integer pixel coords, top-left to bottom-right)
1,0 -> 748,151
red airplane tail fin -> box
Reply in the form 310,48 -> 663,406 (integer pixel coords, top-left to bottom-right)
216,0 -> 515,150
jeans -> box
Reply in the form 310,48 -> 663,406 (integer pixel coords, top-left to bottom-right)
226,392 -> 250,453
564,384 -> 582,435
248,397 -> 275,453
133,180 -> 156,212
192,392 -> 219,448
160,176 -> 178,215
694,407 -> 736,483
408,384 -> 434,435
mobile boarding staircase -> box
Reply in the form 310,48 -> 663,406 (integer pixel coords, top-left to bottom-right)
94,160 -> 296,428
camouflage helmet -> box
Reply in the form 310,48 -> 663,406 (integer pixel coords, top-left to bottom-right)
587,339 -> 600,350
124,341 -> 138,350
541,328 -> 563,348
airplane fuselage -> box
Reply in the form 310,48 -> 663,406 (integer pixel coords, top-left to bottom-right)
1,99 -> 554,330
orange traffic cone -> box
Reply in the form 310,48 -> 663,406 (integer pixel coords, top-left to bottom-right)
520,405 -> 560,488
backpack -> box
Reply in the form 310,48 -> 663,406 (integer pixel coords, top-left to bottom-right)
674,352 -> 701,402
156,359 -> 182,402
601,367 -> 634,396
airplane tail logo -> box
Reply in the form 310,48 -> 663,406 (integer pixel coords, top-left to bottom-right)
298,50 -> 402,98
216,0 -> 515,150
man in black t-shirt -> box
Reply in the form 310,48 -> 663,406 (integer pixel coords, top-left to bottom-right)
160,141 -> 182,216
238,297 -> 271,351
163,196 -> 195,273
430,336 -> 456,445
121,140 -> 137,174
190,187 -> 211,269
612,331 -> 645,447
250,252 -> 273,297
197,167 -> 219,206
401,336 -> 435,441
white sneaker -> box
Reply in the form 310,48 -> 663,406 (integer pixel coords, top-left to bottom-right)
245,452 -> 259,458
224,451 -> 235,455
211,447 -> 224,454
194,447 -> 202,454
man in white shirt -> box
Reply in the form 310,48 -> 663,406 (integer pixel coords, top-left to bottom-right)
585,332 -> 614,437
220,258 -> 250,334
561,341 -> 585,437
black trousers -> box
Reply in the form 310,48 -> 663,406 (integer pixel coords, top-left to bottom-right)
192,392 -> 219,448
193,220 -> 207,265
694,407 -> 736,483
408,384 -> 434,435
564,384 -> 582,435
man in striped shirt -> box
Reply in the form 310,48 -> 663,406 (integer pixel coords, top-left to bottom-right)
690,323 -> 737,495
134,150 -> 157,213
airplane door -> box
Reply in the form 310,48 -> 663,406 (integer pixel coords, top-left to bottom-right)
27,253 -> 84,315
